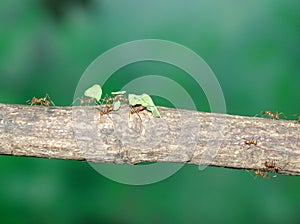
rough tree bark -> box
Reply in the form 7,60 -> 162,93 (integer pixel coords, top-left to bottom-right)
0,103 -> 299,176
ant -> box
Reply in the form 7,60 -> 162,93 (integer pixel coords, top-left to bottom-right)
258,110 -> 287,120
72,96 -> 97,106
254,170 -> 268,179
243,137 -> 260,149
264,160 -> 280,173
27,93 -> 55,106
250,160 -> 282,179
99,104 -> 113,116
100,94 -> 114,105
129,105 -> 147,122
101,93 -> 128,106
111,91 -> 128,103
97,94 -> 127,119
97,95 -> 116,118
245,139 -> 257,147
112,95 -> 128,104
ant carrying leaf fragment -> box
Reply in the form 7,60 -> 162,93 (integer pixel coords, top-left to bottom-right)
98,90 -> 127,117
128,93 -> 160,118
77,85 -> 160,121
98,104 -> 114,116
72,84 -> 102,106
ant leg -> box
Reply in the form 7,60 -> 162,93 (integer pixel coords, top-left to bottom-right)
101,94 -> 110,105
46,93 -> 55,106
105,113 -> 113,122
71,97 -> 81,106
129,110 -> 142,122
26,99 -> 32,105
98,107 -> 113,121
135,111 -> 142,123
129,107 -> 142,123
278,112 -> 287,119
254,110 -> 264,118
27,97 -> 36,106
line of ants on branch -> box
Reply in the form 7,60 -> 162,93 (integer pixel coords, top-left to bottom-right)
27,93 -> 299,178
27,93 -> 147,122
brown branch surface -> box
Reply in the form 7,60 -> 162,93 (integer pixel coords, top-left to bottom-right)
0,103 -> 299,175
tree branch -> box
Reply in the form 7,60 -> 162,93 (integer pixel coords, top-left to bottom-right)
0,103 -> 299,176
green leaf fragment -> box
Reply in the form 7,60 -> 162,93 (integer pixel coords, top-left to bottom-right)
128,93 -> 160,117
113,100 -> 121,111
147,105 -> 160,118
128,94 -> 152,107
111,90 -> 126,95
84,84 -> 102,101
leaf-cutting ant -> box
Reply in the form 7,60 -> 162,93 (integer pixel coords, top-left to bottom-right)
243,137 -> 261,150
72,96 -> 98,106
99,104 -> 114,116
254,169 -> 268,178
27,93 -> 55,106
264,160 -> 280,173
129,105 -> 147,122
257,110 -> 287,120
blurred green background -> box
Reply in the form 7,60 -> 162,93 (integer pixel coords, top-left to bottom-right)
0,0 -> 300,223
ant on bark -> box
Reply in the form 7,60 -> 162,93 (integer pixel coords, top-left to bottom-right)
253,160 -> 281,179
27,93 -> 55,106
129,105 -> 147,122
264,160 -> 280,173
256,110 -> 287,120
242,137 -> 260,150
97,95 -> 115,117
244,139 -> 258,147
72,96 -> 98,106
99,104 -> 114,116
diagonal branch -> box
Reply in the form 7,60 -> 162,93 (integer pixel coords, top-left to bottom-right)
0,103 -> 299,176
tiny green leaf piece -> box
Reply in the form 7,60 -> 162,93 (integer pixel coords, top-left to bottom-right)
128,93 -> 160,117
111,90 -> 126,95
84,84 -> 102,101
113,100 -> 121,111
148,106 -> 160,118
